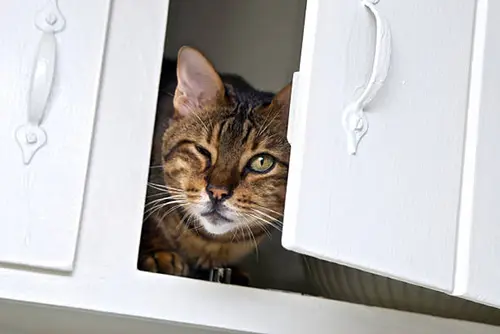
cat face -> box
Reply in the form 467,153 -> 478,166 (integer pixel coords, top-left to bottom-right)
161,46 -> 291,236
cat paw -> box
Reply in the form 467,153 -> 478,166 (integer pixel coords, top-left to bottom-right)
140,251 -> 189,276
195,255 -> 221,270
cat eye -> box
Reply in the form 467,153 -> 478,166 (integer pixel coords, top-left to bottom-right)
195,145 -> 211,160
247,154 -> 276,174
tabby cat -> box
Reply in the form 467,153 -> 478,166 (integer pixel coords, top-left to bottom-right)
138,46 -> 291,280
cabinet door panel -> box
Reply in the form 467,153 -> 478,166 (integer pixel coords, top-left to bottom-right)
0,0 -> 111,271
283,0 -> 475,291
453,0 -> 500,309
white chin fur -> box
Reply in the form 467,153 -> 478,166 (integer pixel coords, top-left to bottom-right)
198,217 -> 234,235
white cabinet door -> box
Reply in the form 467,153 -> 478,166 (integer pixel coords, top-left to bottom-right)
0,0 -> 111,271
283,0 -> 476,292
453,0 -> 500,309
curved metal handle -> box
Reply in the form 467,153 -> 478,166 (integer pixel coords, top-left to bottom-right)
342,0 -> 392,155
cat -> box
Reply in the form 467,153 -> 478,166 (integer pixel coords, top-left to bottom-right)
138,46 -> 291,281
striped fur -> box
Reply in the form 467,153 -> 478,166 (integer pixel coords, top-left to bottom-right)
138,47 -> 291,279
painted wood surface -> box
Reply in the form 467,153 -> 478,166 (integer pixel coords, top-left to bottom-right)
283,0 -> 476,292
0,0 -> 111,271
1,293 -> 499,334
454,0 -> 500,309
0,1 -> 497,333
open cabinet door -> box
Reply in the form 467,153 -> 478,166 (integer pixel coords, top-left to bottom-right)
453,0 -> 500,309
282,0 -> 476,293
0,0 -> 111,271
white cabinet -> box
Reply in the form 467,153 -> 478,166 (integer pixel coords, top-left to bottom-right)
283,0 -> 476,293
283,0 -> 500,309
0,0 -> 111,271
454,0 -> 500,308
0,0 -> 499,333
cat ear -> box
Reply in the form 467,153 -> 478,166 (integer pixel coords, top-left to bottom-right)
173,46 -> 225,118
269,83 -> 292,126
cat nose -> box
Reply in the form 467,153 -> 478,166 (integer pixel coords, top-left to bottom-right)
206,184 -> 232,202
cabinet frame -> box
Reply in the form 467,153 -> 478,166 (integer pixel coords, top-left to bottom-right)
0,1 -> 498,333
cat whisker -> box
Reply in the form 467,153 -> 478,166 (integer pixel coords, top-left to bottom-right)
144,199 -> 188,221
252,220 -> 273,239
145,194 -> 186,207
251,208 -> 283,225
177,211 -> 194,234
230,213 -> 243,243
234,213 -> 263,260
230,224 -> 240,242
145,203 -> 183,222
147,181 -> 167,188
147,193 -> 185,200
157,202 -> 190,224
144,199 -> 172,216
261,132 -> 282,143
151,203 -> 187,229
147,191 -> 171,198
182,213 -> 203,238
163,187 -> 184,192
145,202 -> 177,221
244,212 -> 272,240
146,188 -> 184,200
247,212 -> 282,232
257,109 -> 280,137
252,204 -> 284,217
241,221 -> 259,258
247,212 -> 272,227
189,224 -> 204,236
147,188 -> 184,197
144,198 -> 186,217
179,211 -> 196,231
176,211 -> 189,231
153,205 -> 177,224
147,182 -> 185,193
160,201 -> 189,218
190,112 -> 210,134
146,189 -> 184,200
149,185 -> 177,194
147,183 -> 173,193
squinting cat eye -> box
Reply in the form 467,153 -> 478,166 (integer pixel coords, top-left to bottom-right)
247,154 -> 276,174
195,145 -> 212,160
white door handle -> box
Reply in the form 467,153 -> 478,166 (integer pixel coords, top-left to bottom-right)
16,0 -> 66,165
342,0 -> 392,155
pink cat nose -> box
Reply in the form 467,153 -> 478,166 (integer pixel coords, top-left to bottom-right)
206,184 -> 232,202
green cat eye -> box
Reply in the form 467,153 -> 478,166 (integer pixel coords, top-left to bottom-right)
248,154 -> 276,173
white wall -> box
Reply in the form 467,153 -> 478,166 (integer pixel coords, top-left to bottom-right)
164,0 -> 306,92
